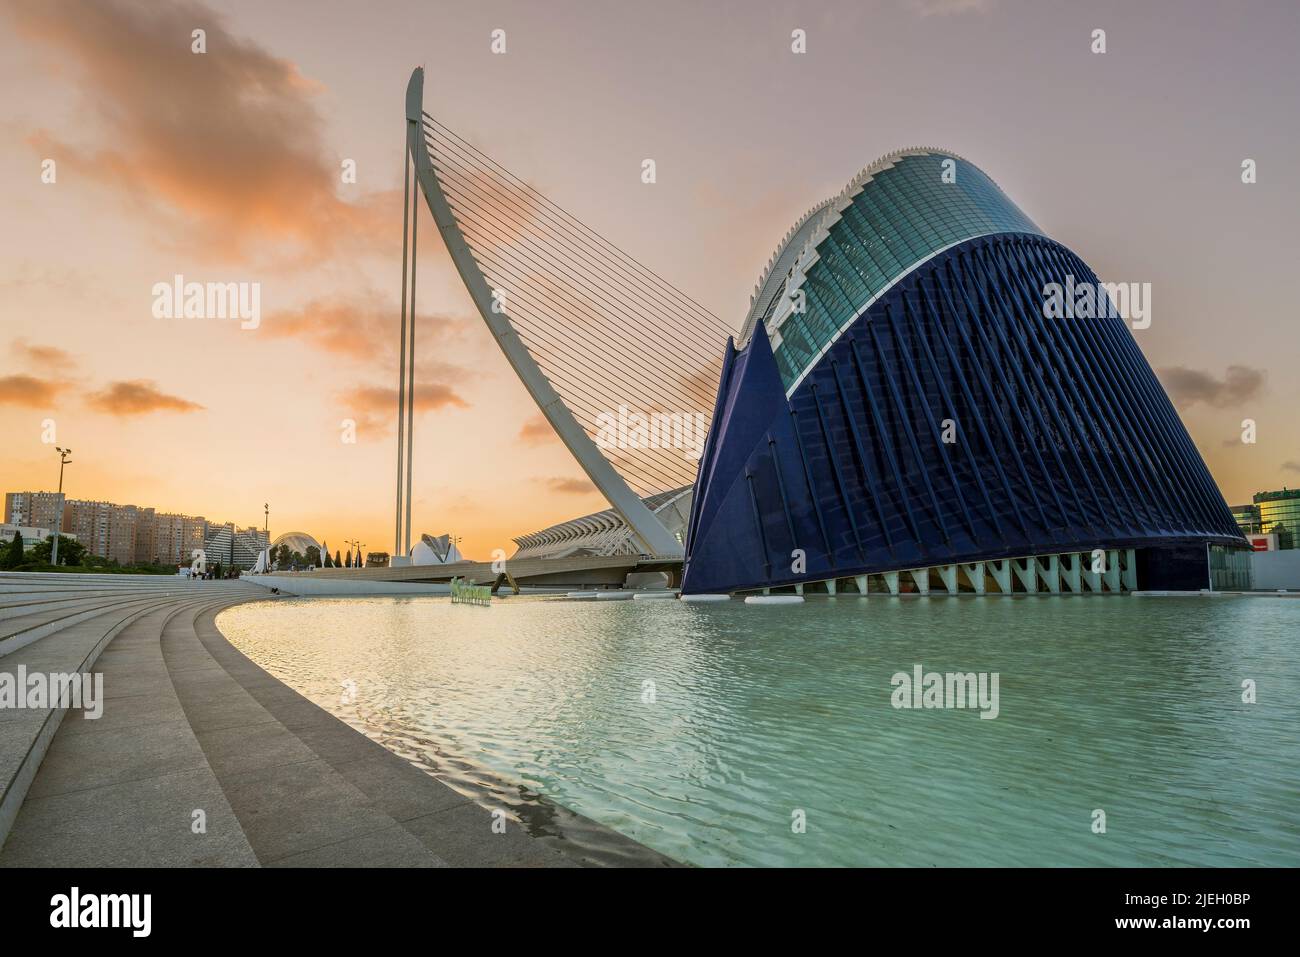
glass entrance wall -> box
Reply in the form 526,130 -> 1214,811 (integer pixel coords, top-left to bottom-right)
1210,544 -> 1254,591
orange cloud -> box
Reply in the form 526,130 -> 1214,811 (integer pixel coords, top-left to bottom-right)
8,0 -> 395,265
517,414 -> 557,446
11,339 -> 77,372
543,476 -> 596,495
86,380 -> 204,416
263,298 -> 470,375
0,374 -> 66,407
343,382 -> 470,438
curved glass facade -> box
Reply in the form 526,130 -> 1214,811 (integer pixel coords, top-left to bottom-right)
752,152 -> 1043,388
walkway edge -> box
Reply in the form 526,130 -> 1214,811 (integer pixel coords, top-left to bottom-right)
202,603 -> 683,867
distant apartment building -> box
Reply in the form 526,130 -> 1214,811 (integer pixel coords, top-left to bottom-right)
128,506 -> 156,564
4,491 -> 66,531
113,504 -> 151,566
4,489 -> 265,568
151,511 -> 208,566
60,500 -> 156,565
65,499 -> 113,558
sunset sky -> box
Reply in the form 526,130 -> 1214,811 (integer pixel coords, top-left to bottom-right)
2,0 -> 1297,559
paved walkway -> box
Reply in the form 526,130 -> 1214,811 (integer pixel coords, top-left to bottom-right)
0,575 -> 670,867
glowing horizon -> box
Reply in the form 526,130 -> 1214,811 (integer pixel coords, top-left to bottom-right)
3,0 -> 1298,561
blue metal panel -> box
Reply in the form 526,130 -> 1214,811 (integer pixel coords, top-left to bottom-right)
682,233 -> 1246,595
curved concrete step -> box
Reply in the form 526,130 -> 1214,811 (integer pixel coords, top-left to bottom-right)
0,575 -> 249,600
0,588 -> 207,624
0,581 -> 199,596
1,598 -> 193,846
0,592 -> 263,864
0,572 -> 204,585
0,577 -> 258,655
0,593 -> 202,659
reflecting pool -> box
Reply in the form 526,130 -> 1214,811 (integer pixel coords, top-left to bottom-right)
216,594 -> 1300,867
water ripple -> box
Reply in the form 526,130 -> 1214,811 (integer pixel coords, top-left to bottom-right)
217,594 -> 1300,867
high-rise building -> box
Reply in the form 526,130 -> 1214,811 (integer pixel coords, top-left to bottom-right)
61,499 -> 187,565
1253,488 -> 1300,550
131,507 -> 157,564
150,512 -> 209,566
65,500 -> 113,558
107,506 -> 144,566
4,491 -> 65,532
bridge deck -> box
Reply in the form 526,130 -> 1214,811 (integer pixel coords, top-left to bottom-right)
303,555 -> 682,586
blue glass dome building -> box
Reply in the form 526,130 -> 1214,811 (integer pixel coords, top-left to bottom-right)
681,149 -> 1249,596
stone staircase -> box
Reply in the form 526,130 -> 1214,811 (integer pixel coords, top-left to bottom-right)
0,573 -> 265,859
0,572 -> 643,868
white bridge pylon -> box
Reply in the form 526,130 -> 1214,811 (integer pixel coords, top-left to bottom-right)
404,67 -> 691,558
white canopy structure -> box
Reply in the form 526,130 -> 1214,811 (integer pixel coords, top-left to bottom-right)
409,533 -> 464,566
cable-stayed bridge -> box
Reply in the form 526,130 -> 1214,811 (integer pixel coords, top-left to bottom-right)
393,67 -> 733,559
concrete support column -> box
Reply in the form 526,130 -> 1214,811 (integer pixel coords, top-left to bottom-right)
855,574 -> 868,596
1122,549 -> 1137,591
885,571 -> 900,596
1012,558 -> 1037,593
908,569 -> 930,595
825,579 -> 836,596
795,583 -> 804,596
1060,553 -> 1081,594
1080,551 -> 1102,592
990,560 -> 1011,594
1037,555 -> 1060,593
938,564 -> 959,595
962,562 -> 986,594
1104,549 -> 1121,593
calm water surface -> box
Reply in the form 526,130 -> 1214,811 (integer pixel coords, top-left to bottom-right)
216,594 -> 1300,867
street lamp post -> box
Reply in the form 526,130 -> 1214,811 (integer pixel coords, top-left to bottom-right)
263,502 -> 270,571
51,447 -> 71,567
